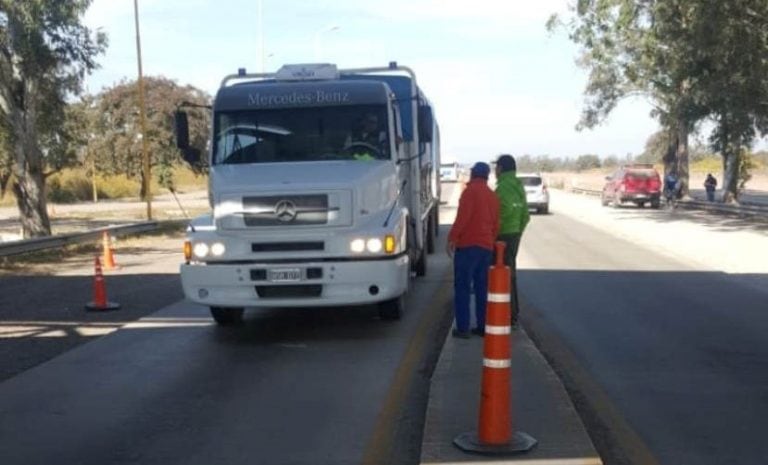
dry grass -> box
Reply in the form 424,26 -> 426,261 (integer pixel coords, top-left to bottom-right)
2,165 -> 208,206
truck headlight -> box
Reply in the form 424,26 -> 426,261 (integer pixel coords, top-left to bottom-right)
366,238 -> 383,253
193,242 -> 209,258
350,238 -> 366,253
210,242 -> 226,256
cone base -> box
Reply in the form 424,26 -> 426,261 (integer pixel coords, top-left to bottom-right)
85,301 -> 121,312
453,431 -> 537,456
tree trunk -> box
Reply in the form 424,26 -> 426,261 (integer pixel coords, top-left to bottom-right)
722,145 -> 740,203
675,119 -> 690,198
12,166 -> 51,238
663,127 -> 677,177
10,127 -> 52,238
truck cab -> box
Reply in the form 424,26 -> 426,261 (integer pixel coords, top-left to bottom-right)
175,63 -> 440,325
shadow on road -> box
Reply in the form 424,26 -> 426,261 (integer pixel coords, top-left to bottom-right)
0,273 -> 184,382
519,268 -> 768,465
608,203 -> 768,234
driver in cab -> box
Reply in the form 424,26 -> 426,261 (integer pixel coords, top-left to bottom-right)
344,113 -> 387,160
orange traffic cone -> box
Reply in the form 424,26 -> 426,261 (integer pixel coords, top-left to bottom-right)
85,257 -> 120,312
454,241 -> 536,455
101,231 -> 118,270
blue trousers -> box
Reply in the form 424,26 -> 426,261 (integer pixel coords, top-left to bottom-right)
453,246 -> 492,332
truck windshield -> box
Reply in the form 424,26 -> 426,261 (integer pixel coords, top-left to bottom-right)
213,105 -> 390,165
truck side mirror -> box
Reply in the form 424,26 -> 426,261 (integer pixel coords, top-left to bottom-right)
175,111 -> 190,150
418,106 -> 433,143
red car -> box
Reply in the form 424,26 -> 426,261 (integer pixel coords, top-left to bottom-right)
601,165 -> 662,208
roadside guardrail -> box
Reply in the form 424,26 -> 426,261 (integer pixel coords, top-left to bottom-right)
0,222 -> 161,257
565,186 -> 768,219
570,186 -> 601,196
676,199 -> 768,218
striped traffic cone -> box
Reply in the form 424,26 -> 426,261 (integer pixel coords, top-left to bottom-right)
85,257 -> 121,312
454,241 -> 537,455
101,231 -> 118,270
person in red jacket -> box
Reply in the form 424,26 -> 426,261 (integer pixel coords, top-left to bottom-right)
446,162 -> 500,338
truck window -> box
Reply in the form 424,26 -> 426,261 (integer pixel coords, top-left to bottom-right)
213,105 -> 390,164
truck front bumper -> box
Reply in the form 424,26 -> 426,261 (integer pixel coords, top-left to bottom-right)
180,255 -> 410,308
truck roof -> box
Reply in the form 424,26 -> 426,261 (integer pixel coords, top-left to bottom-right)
214,69 -> 430,142
215,80 -> 390,112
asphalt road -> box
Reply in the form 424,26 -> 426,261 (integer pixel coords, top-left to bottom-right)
518,193 -> 768,465
0,184 -> 463,465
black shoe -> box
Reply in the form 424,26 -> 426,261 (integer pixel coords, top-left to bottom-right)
452,329 -> 471,339
471,327 -> 485,337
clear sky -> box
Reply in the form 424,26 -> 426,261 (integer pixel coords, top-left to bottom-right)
83,0 -> 662,164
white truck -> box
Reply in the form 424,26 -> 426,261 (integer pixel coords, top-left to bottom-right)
174,63 -> 441,325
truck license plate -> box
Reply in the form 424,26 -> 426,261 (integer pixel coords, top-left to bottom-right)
269,268 -> 302,282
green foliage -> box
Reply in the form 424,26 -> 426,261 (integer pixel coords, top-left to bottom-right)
82,76 -> 211,191
739,151 -> 755,192
46,170 -> 92,203
638,130 -> 669,164
602,155 -> 620,168
575,154 -> 601,171
554,0 -> 768,200
690,156 -> 721,174
0,0 -> 106,236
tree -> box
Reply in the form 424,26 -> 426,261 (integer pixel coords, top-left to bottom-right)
694,1 -> 768,201
552,0 -> 768,202
0,1 -> 106,237
575,154 -> 601,171
603,155 -> 620,168
87,76 -> 210,196
549,1 -> 709,197
637,130 -> 670,165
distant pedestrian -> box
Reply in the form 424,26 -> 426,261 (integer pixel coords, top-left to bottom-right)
704,173 -> 717,202
664,171 -> 679,207
494,154 -> 530,328
447,162 -> 500,338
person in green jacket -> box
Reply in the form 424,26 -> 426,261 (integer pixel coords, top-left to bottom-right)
494,154 -> 530,327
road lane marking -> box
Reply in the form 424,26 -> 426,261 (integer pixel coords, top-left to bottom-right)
360,267 -> 453,465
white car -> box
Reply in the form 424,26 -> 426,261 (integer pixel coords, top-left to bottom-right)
440,162 -> 460,182
518,173 -> 549,214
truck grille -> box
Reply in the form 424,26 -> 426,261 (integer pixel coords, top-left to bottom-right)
243,195 -> 332,226
255,285 -> 323,298
251,242 -> 324,252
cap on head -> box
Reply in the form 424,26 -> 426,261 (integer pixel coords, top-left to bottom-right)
470,162 -> 491,179
496,154 -> 516,173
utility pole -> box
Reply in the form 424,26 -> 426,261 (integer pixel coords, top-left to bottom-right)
133,0 -> 152,220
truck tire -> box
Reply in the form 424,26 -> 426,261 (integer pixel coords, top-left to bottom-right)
415,245 -> 427,277
379,294 -> 404,320
210,307 -> 244,326
433,206 -> 440,236
426,214 -> 436,255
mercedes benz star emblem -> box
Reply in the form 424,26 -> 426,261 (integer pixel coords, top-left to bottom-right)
274,199 -> 298,223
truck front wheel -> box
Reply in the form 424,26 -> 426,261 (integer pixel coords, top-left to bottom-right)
414,245 -> 427,277
426,214 -> 436,254
378,294 -> 404,320
210,307 -> 244,326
